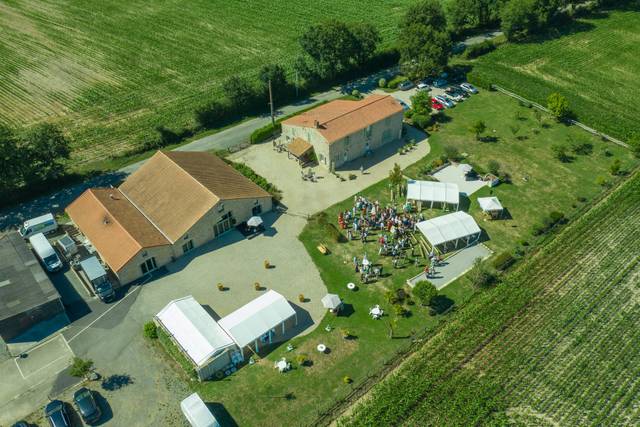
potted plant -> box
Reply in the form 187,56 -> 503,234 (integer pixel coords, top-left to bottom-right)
298,293 -> 305,303
343,375 -> 353,384
254,282 -> 261,291
217,283 -> 224,291
264,260 -> 270,269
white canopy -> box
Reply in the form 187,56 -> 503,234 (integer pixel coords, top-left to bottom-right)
247,216 -> 263,227
156,296 -> 235,367
321,294 -> 342,310
416,211 -> 481,247
478,196 -> 503,212
406,180 -> 459,206
219,290 -> 296,348
180,393 -> 220,427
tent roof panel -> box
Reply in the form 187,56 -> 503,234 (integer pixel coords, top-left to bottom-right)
156,296 -> 235,367
416,211 -> 481,246
406,180 -> 459,205
478,197 -> 503,212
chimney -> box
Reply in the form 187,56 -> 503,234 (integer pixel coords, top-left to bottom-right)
314,120 -> 320,129
102,215 -> 110,225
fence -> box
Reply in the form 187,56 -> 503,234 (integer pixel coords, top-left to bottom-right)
491,85 -> 629,149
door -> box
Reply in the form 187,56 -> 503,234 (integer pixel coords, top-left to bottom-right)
140,257 -> 157,274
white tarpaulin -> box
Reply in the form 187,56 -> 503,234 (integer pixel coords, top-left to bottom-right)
156,296 -> 235,367
478,196 -> 503,212
219,290 -> 296,348
181,393 -> 220,427
416,211 -> 481,247
406,180 -> 459,206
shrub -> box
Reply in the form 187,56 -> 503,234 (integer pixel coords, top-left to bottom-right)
144,321 -> 158,339
444,146 -> 459,162
296,354 -> 308,366
254,282 -> 261,290
343,375 -> 353,384
298,294 -> 305,302
552,144 -> 571,162
393,304 -> 407,317
264,260 -> 270,269
348,173 -> 357,180
341,329 -> 351,339
378,77 -> 387,88
69,357 -> 94,378
571,142 -> 593,156
412,280 -> 437,307
492,252 -> 515,272
351,89 -> 361,99
463,40 -> 496,59
609,159 -> 622,176
487,160 -> 501,176
412,114 -> 431,130
547,92 -> 571,121
468,258 -> 496,289
629,133 -> 640,158
217,283 -> 224,291
595,175 -> 609,187
404,108 -> 414,119
250,122 -> 282,144
466,72 -> 492,90
387,75 -> 408,89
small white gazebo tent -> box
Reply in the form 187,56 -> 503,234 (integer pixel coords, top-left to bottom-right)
416,211 -> 481,253
477,197 -> 504,219
321,294 -> 343,314
406,180 -> 460,211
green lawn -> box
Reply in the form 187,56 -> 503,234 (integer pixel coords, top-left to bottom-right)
0,0 -> 412,167
470,8 -> 640,140
405,90 -> 638,254
192,178 -> 476,427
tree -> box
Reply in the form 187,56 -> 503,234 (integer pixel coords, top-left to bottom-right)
398,0 -> 451,80
258,64 -> 289,94
410,90 -> 433,116
552,144 -> 570,162
351,23 -> 381,65
470,120 -> 487,141
445,0 -> 499,34
444,145 -> 460,161
143,321 -> 158,339
468,258 -> 496,289
299,20 -> 359,78
389,163 -> 404,196
69,357 -> 94,378
547,92 -> 570,121
222,76 -> 257,112
413,280 -> 438,308
609,158 -> 621,176
22,123 -> 71,184
0,124 -> 21,192
500,0 -> 538,40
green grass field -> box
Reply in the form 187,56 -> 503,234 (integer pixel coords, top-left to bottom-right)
0,0 -> 411,165
470,8 -> 640,141
405,90 -> 637,254
341,169 -> 640,426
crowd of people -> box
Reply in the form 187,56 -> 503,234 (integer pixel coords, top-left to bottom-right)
338,195 -> 426,283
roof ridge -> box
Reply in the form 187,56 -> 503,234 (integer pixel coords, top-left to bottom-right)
87,189 -> 144,251
320,95 -> 389,126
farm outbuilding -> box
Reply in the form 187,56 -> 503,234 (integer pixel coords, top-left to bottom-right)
156,296 -> 238,381
406,180 -> 460,211
478,197 -> 504,219
416,211 -> 481,253
218,290 -> 297,358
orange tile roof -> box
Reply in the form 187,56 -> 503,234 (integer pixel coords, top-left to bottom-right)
66,189 -> 169,272
282,95 -> 403,145
119,151 -> 270,242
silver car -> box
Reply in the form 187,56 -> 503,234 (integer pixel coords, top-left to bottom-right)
434,95 -> 454,108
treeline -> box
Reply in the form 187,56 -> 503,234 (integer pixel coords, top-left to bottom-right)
0,123 -> 72,206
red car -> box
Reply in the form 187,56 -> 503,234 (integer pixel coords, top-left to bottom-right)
431,98 -> 444,111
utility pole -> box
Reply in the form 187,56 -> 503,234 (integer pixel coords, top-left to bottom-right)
268,78 -> 275,127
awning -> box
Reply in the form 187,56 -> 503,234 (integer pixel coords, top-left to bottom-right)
477,196 -> 503,212
406,180 -> 459,205
416,211 -> 481,247
287,138 -> 314,158
321,294 -> 342,310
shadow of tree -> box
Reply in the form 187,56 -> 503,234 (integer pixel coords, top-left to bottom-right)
101,374 -> 134,391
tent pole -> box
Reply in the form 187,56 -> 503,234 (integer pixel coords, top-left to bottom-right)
255,339 -> 259,353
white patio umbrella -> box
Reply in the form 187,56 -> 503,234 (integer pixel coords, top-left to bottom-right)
247,216 -> 263,227
321,293 -> 342,310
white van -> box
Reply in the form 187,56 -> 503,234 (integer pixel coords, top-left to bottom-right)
18,213 -> 58,239
29,233 -> 63,272
181,393 -> 220,427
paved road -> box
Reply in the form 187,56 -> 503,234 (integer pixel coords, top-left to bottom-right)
0,68 -> 394,232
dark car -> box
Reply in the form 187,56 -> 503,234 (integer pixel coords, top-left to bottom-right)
44,400 -> 70,427
94,280 -> 115,303
73,387 -> 102,424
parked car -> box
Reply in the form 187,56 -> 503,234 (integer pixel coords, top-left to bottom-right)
445,87 -> 465,102
434,95 -> 455,108
18,213 -> 58,239
416,81 -> 430,91
44,400 -> 71,427
398,80 -> 414,91
432,78 -> 447,88
444,92 -> 462,103
73,387 -> 102,425
460,83 -> 479,94
431,98 -> 444,111
29,233 -> 63,272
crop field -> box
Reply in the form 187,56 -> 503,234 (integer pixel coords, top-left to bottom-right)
0,0 -> 411,165
340,170 -> 640,426
471,8 -> 640,141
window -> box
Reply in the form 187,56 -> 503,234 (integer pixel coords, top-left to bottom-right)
364,126 -> 372,139
254,199 -> 259,205
252,205 -> 262,216
140,257 -> 157,274
183,234 -> 189,240
182,240 -> 194,254
345,136 -> 350,145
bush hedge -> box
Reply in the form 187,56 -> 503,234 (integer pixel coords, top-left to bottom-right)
251,122 -> 282,144
387,75 -> 408,89
463,40 -> 496,59
492,252 -> 515,272
467,72 -> 493,91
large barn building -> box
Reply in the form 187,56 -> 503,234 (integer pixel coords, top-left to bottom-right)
281,94 -> 403,170
66,151 -> 273,285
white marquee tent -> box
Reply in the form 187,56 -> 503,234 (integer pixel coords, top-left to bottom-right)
156,296 -> 235,367
218,290 -> 297,354
416,211 -> 481,253
406,180 -> 460,210
478,196 -> 504,218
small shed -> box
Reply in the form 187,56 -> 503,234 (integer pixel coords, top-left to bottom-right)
416,211 -> 481,254
477,197 -> 504,219
180,393 -> 220,427
321,294 -> 343,314
406,180 -> 460,211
